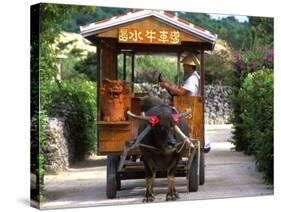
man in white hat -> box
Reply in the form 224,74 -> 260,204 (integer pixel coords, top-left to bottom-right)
160,53 -> 200,96
160,54 -> 211,153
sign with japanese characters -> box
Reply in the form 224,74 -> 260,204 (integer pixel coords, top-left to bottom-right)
118,28 -> 181,44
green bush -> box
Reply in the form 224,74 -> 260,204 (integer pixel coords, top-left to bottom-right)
238,70 -> 273,183
229,43 -> 273,184
30,110 -> 47,201
48,79 -> 97,161
135,55 -> 178,84
74,52 -> 97,81
205,42 -> 233,85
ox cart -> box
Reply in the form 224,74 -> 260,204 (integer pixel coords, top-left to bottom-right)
80,9 -> 216,199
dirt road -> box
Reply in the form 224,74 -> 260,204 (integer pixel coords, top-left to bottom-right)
42,126 -> 273,209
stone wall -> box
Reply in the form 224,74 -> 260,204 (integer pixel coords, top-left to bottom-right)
44,118 -> 71,174
204,85 -> 232,124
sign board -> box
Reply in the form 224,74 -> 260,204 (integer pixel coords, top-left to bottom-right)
118,28 -> 181,44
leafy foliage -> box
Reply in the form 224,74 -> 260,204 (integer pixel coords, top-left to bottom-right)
177,12 -> 251,50
116,54 -> 177,84
62,6 -> 128,32
205,39 -> 233,85
238,71 -> 273,183
248,17 -> 273,47
74,52 -> 97,81
228,40 -> 273,183
205,50 -> 232,85
48,80 -> 97,160
134,55 -> 177,84
31,3 -> 96,201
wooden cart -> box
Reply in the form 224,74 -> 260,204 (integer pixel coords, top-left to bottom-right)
80,9 -> 216,198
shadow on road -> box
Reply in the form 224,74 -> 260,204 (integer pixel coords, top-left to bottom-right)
70,156 -> 107,169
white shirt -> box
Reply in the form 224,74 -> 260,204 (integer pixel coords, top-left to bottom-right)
182,71 -> 200,96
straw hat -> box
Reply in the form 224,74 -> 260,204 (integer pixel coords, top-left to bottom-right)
181,53 -> 200,66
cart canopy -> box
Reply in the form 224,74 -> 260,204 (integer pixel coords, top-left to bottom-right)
80,9 -> 217,52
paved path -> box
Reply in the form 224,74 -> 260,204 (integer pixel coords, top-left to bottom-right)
42,126 -> 273,209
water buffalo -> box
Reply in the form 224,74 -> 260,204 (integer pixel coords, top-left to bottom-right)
128,97 -> 191,202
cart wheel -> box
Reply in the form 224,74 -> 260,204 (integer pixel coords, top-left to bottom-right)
106,155 -> 120,198
199,150 -> 205,185
189,152 -> 199,192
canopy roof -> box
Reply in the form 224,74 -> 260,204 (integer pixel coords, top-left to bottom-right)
81,10 -> 216,46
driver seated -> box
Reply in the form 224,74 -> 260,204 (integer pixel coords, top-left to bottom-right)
160,53 -> 200,96
160,53 -> 210,153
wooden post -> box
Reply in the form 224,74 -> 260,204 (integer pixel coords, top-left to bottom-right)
200,50 -> 205,148
131,52 -> 135,92
177,53 -> 181,87
97,42 -> 101,87
99,42 -> 103,85
200,51 -> 205,96
96,41 -> 101,152
115,53 -> 118,80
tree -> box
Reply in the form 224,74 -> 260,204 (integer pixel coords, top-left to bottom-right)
178,11 -> 251,50
248,16 -> 273,47
62,6 -> 128,32
74,52 -> 97,81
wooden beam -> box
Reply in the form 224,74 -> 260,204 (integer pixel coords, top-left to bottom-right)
96,41 -> 101,153
177,53 -> 181,87
200,50 -> 205,147
200,51 -> 205,96
131,52 -> 135,92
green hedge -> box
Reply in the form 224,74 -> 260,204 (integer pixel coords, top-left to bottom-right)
48,79 -> 97,161
229,43 -> 274,184
238,70 -> 273,183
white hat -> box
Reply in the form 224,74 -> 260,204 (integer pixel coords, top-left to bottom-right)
181,53 -> 200,66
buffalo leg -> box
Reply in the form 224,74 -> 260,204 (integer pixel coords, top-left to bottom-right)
166,166 -> 179,201
143,162 -> 155,202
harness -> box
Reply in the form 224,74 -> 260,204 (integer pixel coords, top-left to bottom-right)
138,139 -> 187,154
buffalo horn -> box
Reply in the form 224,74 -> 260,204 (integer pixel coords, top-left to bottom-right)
127,110 -> 150,121
174,124 -> 194,148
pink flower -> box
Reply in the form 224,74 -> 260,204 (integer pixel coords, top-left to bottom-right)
258,45 -> 267,52
232,51 -> 240,59
233,59 -> 245,71
263,56 -> 269,64
251,61 -> 257,69
267,50 -> 273,58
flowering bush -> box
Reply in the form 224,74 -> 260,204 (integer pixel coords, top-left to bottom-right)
232,44 -> 273,73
